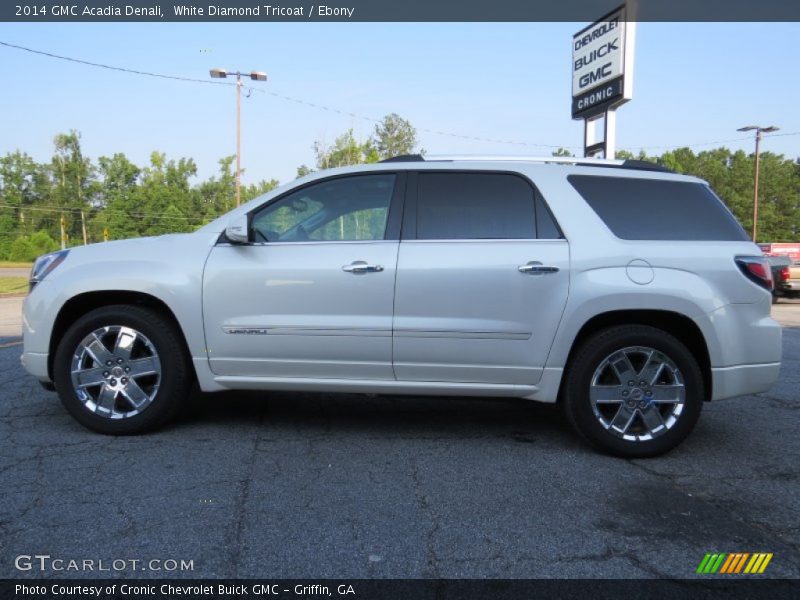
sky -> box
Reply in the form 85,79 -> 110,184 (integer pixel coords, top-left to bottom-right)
0,22 -> 797,185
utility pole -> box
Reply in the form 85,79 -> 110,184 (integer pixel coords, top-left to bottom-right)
80,210 -> 88,245
737,125 -> 779,242
210,68 -> 268,206
60,214 -> 67,250
57,155 -> 66,250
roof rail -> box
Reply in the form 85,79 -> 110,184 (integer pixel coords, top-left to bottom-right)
380,154 -> 425,162
423,154 -> 624,165
617,159 -> 674,173
380,154 -> 673,173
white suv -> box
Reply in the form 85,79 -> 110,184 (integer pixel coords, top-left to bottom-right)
21,156 -> 782,457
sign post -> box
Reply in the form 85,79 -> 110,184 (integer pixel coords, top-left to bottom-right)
572,3 -> 636,158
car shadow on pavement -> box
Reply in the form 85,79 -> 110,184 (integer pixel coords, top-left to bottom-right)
175,389 -> 574,445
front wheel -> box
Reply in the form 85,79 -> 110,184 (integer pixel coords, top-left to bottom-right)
53,305 -> 191,434
563,325 -> 704,458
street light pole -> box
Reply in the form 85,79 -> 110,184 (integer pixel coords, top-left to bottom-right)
210,68 -> 268,207
737,125 -> 779,242
236,72 -> 242,207
753,129 -> 761,243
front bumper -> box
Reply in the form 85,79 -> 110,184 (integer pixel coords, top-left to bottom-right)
21,351 -> 50,383
21,281 -> 58,383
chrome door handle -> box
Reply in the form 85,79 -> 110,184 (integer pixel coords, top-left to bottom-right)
518,261 -> 560,275
342,261 -> 384,274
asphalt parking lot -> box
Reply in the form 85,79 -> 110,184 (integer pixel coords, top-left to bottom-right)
0,306 -> 798,580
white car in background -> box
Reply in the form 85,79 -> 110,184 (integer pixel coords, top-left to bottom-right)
21,155 -> 782,457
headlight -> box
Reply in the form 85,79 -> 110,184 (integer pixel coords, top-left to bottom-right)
30,250 -> 69,291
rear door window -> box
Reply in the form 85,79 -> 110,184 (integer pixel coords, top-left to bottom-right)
568,175 -> 749,241
414,172 -> 560,240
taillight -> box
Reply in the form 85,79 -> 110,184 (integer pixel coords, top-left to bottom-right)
735,256 -> 774,291
779,266 -> 790,282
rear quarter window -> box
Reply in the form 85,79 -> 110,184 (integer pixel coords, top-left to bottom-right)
568,175 -> 749,241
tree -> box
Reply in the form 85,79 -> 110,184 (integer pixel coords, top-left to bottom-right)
296,164 -> 314,178
241,179 -> 279,203
313,129 -> 378,169
1,121 -> 798,250
7,231 -> 59,262
196,156 -> 236,220
754,152 -> 800,240
97,153 -> 140,200
0,151 -> 42,245
652,146 -> 800,241
102,152 -> 198,239
148,203 -> 192,236
369,113 -> 420,160
51,131 -> 94,244
93,153 -> 141,240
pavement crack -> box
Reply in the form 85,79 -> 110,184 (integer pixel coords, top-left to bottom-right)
756,393 -> 800,410
227,408 -> 268,577
409,456 -> 440,577
555,546 -> 673,578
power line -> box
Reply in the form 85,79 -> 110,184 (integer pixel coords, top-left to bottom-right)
763,130 -> 800,139
632,136 -> 753,150
627,132 -> 800,151
248,87 -> 562,148
1,40 -> 797,152
0,40 -> 569,150
0,40 -> 232,87
0,203 -> 200,220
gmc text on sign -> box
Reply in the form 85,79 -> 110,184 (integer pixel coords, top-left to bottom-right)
572,5 -> 633,119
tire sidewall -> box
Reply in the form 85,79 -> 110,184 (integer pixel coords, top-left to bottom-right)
53,305 -> 188,434
565,326 -> 704,458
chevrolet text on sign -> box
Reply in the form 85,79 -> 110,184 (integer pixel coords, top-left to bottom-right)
571,4 -> 634,119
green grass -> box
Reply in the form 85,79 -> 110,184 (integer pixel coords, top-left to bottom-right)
0,276 -> 28,296
0,261 -> 33,269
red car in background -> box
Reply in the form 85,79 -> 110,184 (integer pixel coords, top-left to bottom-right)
761,243 -> 800,301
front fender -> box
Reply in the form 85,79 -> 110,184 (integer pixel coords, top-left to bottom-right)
23,234 -> 214,361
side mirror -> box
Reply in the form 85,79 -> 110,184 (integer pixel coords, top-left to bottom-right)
225,215 -> 249,244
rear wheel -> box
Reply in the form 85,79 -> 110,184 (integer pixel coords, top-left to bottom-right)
53,305 -> 191,434
563,325 -> 703,457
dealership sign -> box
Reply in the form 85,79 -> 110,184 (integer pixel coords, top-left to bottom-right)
572,4 -> 634,119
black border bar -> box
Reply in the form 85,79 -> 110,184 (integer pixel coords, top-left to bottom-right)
3,0 -> 800,22
2,579 -> 800,600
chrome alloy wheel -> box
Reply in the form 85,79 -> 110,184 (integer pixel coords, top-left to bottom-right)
589,346 -> 686,442
70,326 -> 161,419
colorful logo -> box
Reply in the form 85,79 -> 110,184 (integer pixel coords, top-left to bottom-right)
697,553 -> 773,574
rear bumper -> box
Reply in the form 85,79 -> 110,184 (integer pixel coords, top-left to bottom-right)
701,299 -> 782,368
711,362 -> 781,401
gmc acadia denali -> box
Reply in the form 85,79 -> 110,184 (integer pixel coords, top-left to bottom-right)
21,155 -> 782,456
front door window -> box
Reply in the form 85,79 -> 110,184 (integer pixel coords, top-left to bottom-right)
251,174 -> 396,243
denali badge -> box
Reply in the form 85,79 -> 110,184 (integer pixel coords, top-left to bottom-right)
223,327 -> 268,335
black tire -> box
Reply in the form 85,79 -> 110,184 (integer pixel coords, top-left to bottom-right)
53,304 -> 191,435
562,325 -> 704,458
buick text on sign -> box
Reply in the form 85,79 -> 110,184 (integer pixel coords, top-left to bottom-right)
572,5 -> 630,118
